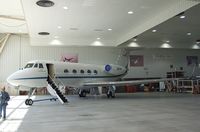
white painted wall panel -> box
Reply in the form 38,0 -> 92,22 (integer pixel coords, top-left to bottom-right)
0,35 -> 20,82
126,49 -> 200,78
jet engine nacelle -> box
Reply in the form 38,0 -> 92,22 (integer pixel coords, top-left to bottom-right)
104,64 -> 126,75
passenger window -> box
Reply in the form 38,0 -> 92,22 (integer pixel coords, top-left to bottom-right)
39,63 -> 43,68
34,63 -> 38,68
94,70 -> 98,74
64,69 -> 69,73
87,70 -> 91,74
24,63 -> 34,69
72,69 -> 77,74
80,69 -> 84,74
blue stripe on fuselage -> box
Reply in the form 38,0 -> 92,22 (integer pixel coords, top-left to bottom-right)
13,74 -> 125,80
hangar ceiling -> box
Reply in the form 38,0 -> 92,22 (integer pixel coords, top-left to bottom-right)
0,0 -> 199,48
120,3 -> 200,49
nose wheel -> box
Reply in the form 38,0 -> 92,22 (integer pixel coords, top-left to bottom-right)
25,99 -> 33,105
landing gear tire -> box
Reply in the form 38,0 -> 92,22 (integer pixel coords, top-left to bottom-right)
107,91 -> 115,98
25,99 -> 33,105
79,90 -> 86,97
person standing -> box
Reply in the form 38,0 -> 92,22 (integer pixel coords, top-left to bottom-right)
0,86 -> 10,120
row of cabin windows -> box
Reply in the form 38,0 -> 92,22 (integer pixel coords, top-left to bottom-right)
64,69 -> 98,74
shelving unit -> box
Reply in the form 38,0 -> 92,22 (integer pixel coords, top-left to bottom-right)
176,79 -> 200,93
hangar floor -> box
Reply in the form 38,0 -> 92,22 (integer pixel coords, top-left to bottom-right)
1,92 -> 200,132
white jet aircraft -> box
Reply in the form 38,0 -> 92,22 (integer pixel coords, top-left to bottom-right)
7,60 -> 176,105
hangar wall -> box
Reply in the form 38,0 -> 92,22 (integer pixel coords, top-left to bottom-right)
126,49 -> 200,78
0,35 -> 122,84
1,35 -> 200,92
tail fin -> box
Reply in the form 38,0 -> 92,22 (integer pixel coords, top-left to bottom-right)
115,48 -> 129,70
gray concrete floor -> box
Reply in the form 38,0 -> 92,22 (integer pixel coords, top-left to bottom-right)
1,92 -> 200,132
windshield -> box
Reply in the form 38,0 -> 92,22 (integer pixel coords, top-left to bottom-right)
24,63 -> 34,69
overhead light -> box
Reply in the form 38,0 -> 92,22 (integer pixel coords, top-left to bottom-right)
108,28 -> 112,31
152,29 -> 157,33
166,40 -> 170,43
160,43 -> 172,48
57,26 -> 62,29
176,12 -> 186,19
180,15 -> 186,19
97,38 -> 100,40
187,32 -> 191,36
128,11 -> 134,14
91,41 -> 103,46
128,42 -> 140,47
36,0 -> 54,7
54,36 -> 59,39
63,6 -> 68,10
192,44 -> 199,49
50,39 -> 63,45
196,39 -> 200,44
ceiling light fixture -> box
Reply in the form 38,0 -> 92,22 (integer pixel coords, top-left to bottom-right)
57,26 -> 62,29
187,32 -> 191,36
50,39 -> 63,45
63,6 -> 68,10
97,38 -> 100,40
128,11 -> 134,14
192,44 -> 199,49
180,15 -> 186,19
36,0 -> 54,7
108,28 -> 112,31
152,29 -> 157,33
160,43 -> 172,48
128,42 -> 140,47
196,39 -> 200,44
176,12 -> 186,19
166,40 -> 170,43
91,41 -> 103,46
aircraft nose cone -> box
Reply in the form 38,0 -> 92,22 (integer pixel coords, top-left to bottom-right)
7,73 -> 18,86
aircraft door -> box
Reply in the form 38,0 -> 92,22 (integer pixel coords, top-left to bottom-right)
46,64 -> 55,81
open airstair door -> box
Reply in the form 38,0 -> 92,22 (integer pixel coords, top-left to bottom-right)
46,64 -> 68,104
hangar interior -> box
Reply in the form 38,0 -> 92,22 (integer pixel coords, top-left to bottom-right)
0,0 -> 200,132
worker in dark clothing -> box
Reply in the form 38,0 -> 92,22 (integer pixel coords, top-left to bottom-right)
0,86 -> 10,120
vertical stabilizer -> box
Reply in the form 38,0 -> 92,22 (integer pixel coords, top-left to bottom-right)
115,48 -> 129,70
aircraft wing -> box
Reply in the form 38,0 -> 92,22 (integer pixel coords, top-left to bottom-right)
83,78 -> 180,87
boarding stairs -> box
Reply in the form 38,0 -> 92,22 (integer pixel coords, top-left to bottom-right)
47,76 -> 68,104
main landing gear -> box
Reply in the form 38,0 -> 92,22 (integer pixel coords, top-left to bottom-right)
25,88 -> 36,106
79,89 -> 90,97
25,99 -> 33,105
107,85 -> 116,98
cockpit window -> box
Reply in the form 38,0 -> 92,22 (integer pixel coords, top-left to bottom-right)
34,63 -> 38,68
39,63 -> 43,68
24,63 -> 34,69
